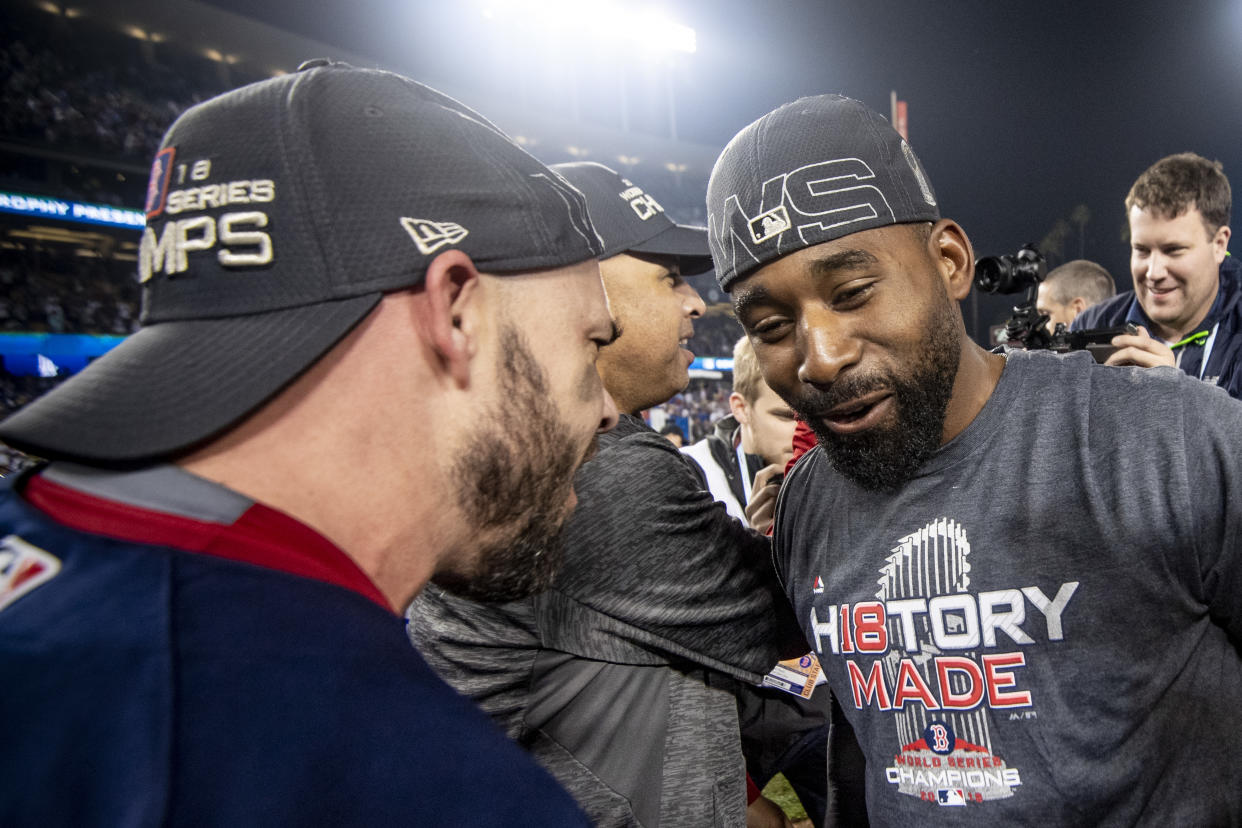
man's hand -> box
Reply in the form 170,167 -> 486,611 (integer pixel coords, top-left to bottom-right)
747,794 -> 794,828
745,463 -> 785,534
1104,325 -> 1176,368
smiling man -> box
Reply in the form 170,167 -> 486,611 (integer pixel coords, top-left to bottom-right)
707,94 -> 1242,825
1073,153 -> 1242,395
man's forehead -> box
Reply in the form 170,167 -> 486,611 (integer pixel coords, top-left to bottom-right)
1130,202 -> 1209,228
731,225 -> 911,296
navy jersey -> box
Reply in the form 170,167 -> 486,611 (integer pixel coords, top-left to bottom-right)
0,466 -> 589,827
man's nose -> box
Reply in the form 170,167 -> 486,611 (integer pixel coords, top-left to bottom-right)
797,318 -> 861,387
597,388 -> 620,433
679,281 -> 706,319
1145,252 -> 1168,280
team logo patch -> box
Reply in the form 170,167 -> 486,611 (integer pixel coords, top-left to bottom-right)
145,147 -> 176,219
400,217 -> 469,255
0,534 -> 62,612
748,206 -> 790,243
812,575 -> 824,594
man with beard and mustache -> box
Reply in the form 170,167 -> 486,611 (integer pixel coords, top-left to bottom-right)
0,63 -> 619,826
409,162 -> 808,828
707,94 -> 1242,825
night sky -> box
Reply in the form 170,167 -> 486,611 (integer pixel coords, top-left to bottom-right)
208,0 -> 1242,337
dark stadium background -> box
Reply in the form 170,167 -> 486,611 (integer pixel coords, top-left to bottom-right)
3,0 -> 1240,444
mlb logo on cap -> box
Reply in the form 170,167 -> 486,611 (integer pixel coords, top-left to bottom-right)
706,93 -> 940,291
145,147 -> 175,219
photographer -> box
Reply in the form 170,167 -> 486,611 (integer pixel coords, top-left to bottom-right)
1072,153 -> 1242,395
1035,259 -> 1116,332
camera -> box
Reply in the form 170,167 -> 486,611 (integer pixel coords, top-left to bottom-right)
974,243 -> 1047,295
974,243 -> 1135,362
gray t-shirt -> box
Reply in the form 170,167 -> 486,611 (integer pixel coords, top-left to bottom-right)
409,415 -> 805,827
776,349 -> 1242,826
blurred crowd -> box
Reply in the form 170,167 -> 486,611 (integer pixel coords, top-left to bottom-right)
0,21 -> 235,164
0,249 -> 138,336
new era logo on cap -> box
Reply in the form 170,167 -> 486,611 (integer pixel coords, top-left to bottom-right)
400,217 -> 470,255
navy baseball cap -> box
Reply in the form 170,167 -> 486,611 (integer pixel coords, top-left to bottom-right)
706,94 -> 940,291
553,162 -> 714,275
0,60 -> 603,464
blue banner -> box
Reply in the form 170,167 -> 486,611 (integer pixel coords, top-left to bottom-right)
0,191 -> 144,230
0,332 -> 126,377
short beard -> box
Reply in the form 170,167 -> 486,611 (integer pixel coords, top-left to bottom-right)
433,325 -> 591,603
795,292 -> 961,492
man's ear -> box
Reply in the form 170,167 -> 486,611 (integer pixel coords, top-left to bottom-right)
416,250 -> 483,389
729,391 -> 750,425
1070,296 -> 1088,316
928,219 -> 976,301
1213,225 -> 1231,263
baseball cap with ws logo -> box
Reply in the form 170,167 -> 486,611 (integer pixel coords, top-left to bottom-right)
552,162 -> 714,275
0,60 -> 604,464
706,93 -> 940,292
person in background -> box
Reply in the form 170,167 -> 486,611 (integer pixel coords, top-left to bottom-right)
1073,152 -> 1242,395
683,334 -> 796,532
659,421 -> 687,447
1035,259 -> 1115,333
0,61 -> 619,826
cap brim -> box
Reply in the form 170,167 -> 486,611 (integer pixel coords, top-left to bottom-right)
0,294 -> 381,464
628,224 -> 715,275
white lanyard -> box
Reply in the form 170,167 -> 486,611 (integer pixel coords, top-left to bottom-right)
737,440 -> 753,504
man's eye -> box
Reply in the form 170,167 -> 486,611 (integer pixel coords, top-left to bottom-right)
835,283 -> 873,307
750,319 -> 788,339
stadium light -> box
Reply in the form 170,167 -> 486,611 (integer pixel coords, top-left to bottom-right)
479,0 -> 696,55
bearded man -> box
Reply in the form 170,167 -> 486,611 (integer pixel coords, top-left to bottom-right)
0,62 -> 618,825
707,94 -> 1242,825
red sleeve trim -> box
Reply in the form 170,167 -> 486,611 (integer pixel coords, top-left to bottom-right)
22,473 -> 392,612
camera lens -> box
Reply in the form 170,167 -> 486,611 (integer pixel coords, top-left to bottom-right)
974,256 -> 1010,293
